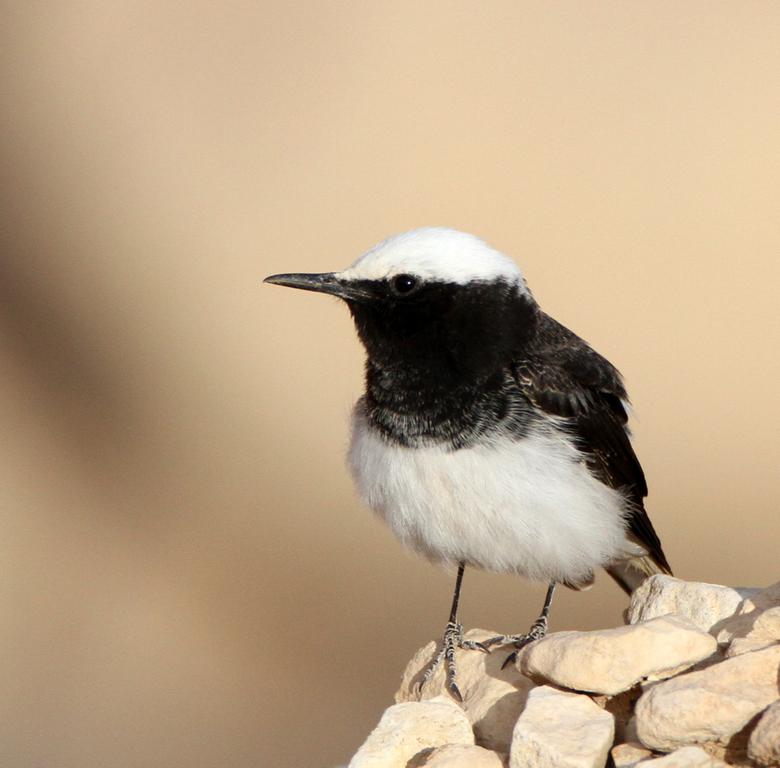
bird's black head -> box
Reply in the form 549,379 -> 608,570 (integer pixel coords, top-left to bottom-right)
264,228 -> 539,387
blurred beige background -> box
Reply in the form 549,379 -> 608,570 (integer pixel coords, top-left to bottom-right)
1,2 -> 779,766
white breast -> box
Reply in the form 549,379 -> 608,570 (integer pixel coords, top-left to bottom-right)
348,401 -> 634,586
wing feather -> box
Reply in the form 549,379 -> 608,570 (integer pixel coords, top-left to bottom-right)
514,314 -> 671,575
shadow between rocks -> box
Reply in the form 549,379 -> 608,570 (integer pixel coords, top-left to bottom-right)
406,747 -> 434,767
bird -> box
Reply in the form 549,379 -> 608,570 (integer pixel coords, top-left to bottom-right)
264,227 -> 671,701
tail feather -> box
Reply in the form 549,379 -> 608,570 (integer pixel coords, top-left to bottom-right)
607,555 -> 672,595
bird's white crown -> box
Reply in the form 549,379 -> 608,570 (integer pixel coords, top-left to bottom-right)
340,227 -> 526,288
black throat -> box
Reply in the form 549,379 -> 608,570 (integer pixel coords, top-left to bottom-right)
348,279 -> 540,448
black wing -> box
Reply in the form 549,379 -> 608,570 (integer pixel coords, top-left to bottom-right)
514,313 -> 671,575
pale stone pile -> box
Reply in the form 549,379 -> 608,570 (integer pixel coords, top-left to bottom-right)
348,576 -> 780,768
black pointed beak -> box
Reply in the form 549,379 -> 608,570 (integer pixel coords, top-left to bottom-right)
263,272 -> 372,302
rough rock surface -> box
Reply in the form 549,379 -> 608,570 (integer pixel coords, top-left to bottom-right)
417,743 -> 507,767
639,746 -> 729,766
509,685 -> 614,768
748,699 -> 780,767
635,644 -> 780,752
716,605 -> 780,646
611,741 -> 653,767
349,697 -> 473,768
349,576 -> 780,768
627,576 -> 758,634
396,629 -> 534,753
518,615 -> 716,695
725,636 -> 778,658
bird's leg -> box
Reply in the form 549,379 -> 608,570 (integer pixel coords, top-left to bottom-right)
482,581 -> 556,668
417,563 -> 488,702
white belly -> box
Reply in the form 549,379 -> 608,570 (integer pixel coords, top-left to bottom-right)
348,402 -> 633,585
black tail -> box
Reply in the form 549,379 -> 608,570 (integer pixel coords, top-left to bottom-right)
606,555 -> 672,595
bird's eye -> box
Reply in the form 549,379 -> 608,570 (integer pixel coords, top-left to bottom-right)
391,274 -> 419,295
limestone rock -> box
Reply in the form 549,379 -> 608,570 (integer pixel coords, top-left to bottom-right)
518,615 -> 716,695
349,696 -> 474,768
740,580 -> 780,613
740,603 -> 780,637
748,699 -> 780,767
717,605 -> 780,646
597,689 -> 644,746
717,584 -> 780,658
419,743 -> 507,767
622,716 -> 640,745
638,746 -> 728,766
356,578 -> 780,768
509,685 -> 614,768
611,741 -> 653,767
396,629 -> 534,753
635,644 -> 780,752
725,636 -> 778,658
627,575 -> 757,634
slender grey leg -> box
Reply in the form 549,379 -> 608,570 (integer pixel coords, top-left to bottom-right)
417,563 -> 488,702
482,581 -> 557,668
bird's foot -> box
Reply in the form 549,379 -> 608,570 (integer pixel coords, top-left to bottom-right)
416,621 -> 489,702
481,615 -> 549,669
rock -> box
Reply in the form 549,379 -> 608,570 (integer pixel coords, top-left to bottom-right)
355,578 -> 780,768
622,716 -> 640,745
627,575 -> 757,634
634,644 -> 780,752
718,586 -> 780,658
742,603 -> 780,637
418,743 -> 507,767
593,688 -> 643,745
717,605 -> 780,646
509,685 -> 614,768
748,699 -> 780,767
754,608 -> 780,636
725,637 -> 778,658
518,615 -> 716,695
349,696 -> 474,768
610,741 -> 653,767
396,629 -> 534,753
638,746 -> 728,766
741,580 -> 780,613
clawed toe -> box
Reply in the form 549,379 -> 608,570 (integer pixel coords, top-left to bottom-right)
496,633 -> 536,669
460,638 -> 490,653
483,614 -> 550,667
480,634 -> 510,650
446,679 -> 463,703
416,573 -> 557,701
481,632 -> 528,649
417,621 -> 488,701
